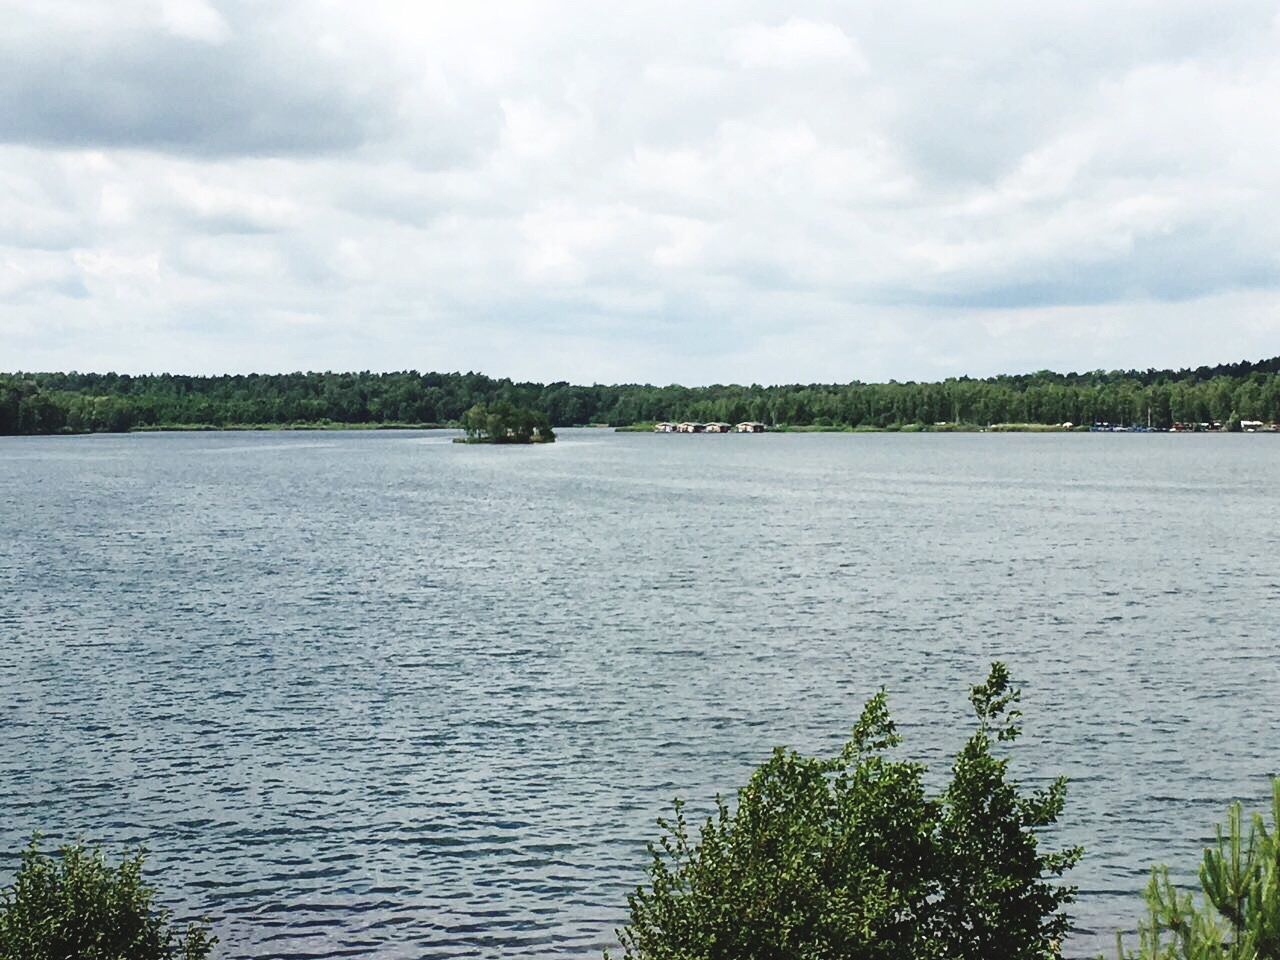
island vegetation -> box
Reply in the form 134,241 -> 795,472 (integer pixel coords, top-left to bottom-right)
3,355 -> 1280,435
456,401 -> 555,444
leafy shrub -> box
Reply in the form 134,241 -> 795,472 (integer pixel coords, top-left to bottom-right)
1113,780 -> 1280,960
0,837 -> 215,960
612,663 -> 1079,960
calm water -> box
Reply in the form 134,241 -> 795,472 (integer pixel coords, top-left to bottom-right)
2,429 -> 1278,957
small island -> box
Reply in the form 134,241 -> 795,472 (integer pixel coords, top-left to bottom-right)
454,401 -> 556,444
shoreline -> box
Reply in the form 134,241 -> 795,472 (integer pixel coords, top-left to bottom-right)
613,422 -> 1217,434
4,421 -> 1274,438
130,421 -> 451,432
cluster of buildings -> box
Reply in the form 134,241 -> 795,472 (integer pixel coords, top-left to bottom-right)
1095,421 -> 1280,432
654,421 -> 767,433
1170,420 -> 1279,432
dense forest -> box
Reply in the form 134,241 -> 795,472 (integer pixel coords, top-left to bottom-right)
3,356 -> 1280,435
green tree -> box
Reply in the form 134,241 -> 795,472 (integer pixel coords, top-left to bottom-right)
1112,780 -> 1280,960
461,402 -> 492,440
0,837 -> 215,960
611,663 -> 1078,960
5,355 -> 1280,436
933,663 -> 1079,959
459,401 -> 554,443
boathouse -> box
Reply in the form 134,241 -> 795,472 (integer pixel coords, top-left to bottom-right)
735,421 -> 766,433
676,422 -> 706,433
705,422 -> 732,433
654,422 -> 676,432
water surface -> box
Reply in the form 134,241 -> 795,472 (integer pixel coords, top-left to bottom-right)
2,429 -> 1278,957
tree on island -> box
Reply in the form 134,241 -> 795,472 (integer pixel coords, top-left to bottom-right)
460,401 -> 555,443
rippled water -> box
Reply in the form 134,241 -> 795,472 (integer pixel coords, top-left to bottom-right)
2,429 -> 1279,957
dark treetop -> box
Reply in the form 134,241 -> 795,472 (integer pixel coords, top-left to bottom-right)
3,355 -> 1280,435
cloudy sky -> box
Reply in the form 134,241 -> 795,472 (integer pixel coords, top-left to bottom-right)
3,0 -> 1279,383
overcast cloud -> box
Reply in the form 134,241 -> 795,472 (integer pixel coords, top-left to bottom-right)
2,0 -> 1279,383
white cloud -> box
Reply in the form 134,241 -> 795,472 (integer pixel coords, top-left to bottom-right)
162,174 -> 298,233
727,18 -> 865,71
158,0 -> 230,44
1,0 -> 1279,381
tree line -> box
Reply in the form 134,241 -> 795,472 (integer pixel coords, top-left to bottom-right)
3,356 -> 1280,435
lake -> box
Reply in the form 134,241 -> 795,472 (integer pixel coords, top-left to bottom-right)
2,428 -> 1278,958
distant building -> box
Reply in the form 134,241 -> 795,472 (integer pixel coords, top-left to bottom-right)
654,422 -> 676,432
735,421 -> 766,433
676,422 -> 706,433
705,422 -> 732,433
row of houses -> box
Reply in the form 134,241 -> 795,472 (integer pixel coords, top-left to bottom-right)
654,421 -> 767,433
1169,421 -> 1280,432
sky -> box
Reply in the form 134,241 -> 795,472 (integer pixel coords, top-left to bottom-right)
2,0 -> 1279,384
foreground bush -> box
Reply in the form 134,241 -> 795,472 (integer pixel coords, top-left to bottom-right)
613,663 -> 1080,960
0,838 -> 215,960
1114,780 -> 1280,959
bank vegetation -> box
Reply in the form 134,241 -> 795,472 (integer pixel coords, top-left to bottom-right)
4,356 -> 1280,435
